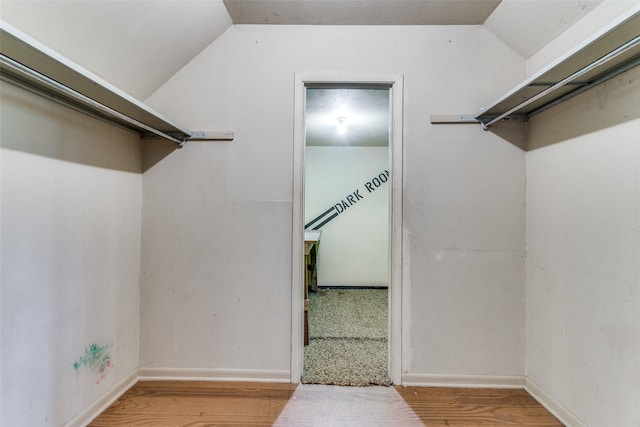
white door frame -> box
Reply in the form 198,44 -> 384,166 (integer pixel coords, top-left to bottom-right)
291,73 -> 404,384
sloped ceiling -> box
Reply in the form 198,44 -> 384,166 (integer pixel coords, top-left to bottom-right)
223,0 -> 501,25
0,0 -> 233,100
0,0 -> 602,100
485,0 -> 604,59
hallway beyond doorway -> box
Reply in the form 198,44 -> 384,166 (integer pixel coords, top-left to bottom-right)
302,288 -> 390,386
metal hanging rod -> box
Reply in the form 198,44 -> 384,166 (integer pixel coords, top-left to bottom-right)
0,53 -> 188,146
479,33 -> 640,128
528,54 -> 640,120
1,20 -> 235,147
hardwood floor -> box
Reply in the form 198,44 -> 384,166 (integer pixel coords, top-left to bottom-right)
90,381 -> 563,426
396,386 -> 563,426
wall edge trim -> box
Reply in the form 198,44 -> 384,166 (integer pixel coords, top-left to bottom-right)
61,371 -> 586,425
401,374 -> 525,388
524,377 -> 587,427
138,367 -> 291,383
63,368 -> 138,427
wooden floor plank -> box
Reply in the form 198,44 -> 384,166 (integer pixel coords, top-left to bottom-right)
91,381 -> 295,426
395,386 -> 564,426
90,381 -> 563,426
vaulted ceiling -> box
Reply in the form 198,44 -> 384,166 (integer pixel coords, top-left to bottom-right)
223,0 -> 502,25
0,0 -> 602,100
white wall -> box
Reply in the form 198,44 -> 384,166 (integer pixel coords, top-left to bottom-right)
0,0 -> 233,100
305,146 -> 389,287
523,3 -> 640,425
525,65 -> 640,427
143,24 -> 526,382
0,81 -> 142,426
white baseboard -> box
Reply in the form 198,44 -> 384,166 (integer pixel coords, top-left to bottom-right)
64,368 -> 138,427
401,373 -> 525,389
525,377 -> 587,427
138,367 -> 291,383
62,369 -> 583,427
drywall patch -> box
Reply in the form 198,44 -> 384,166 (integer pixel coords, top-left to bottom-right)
73,343 -> 112,384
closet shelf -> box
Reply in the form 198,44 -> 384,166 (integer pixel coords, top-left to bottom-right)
0,20 -> 233,146
474,9 -> 640,128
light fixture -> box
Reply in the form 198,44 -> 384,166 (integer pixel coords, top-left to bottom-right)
336,116 -> 347,134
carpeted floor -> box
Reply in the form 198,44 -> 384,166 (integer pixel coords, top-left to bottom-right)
302,288 -> 391,386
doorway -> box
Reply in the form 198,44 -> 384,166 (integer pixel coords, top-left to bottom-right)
303,86 -> 390,385
291,74 -> 404,385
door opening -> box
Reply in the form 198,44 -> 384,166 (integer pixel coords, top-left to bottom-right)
292,74 -> 404,385
302,86 -> 390,385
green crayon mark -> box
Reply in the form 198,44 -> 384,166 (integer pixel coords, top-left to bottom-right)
74,343 -> 112,374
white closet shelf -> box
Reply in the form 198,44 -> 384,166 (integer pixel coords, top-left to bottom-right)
0,20 -> 233,146
474,9 -> 640,128
430,9 -> 640,129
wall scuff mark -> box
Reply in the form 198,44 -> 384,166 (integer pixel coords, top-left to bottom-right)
73,343 -> 112,384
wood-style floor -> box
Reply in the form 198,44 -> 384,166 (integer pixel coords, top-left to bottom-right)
90,381 -> 563,426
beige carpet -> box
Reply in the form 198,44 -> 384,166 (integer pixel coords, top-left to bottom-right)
302,288 -> 391,386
